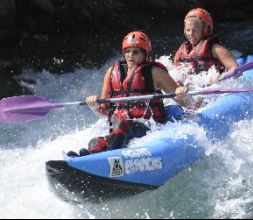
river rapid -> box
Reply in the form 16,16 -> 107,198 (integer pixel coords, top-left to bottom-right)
1,19 -> 253,219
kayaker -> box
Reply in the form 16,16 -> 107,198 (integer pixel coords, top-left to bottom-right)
67,31 -> 187,157
174,8 -> 239,84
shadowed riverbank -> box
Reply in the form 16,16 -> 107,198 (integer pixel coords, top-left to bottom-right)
0,0 -> 253,98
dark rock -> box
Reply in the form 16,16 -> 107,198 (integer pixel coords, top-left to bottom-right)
0,74 -> 33,100
0,0 -> 253,98
30,0 -> 55,15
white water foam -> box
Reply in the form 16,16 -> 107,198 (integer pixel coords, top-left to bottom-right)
1,55 -> 253,218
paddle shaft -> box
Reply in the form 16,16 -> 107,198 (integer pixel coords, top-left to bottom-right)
1,88 -> 253,124
218,60 -> 253,81
63,88 -> 253,107
60,93 -> 177,107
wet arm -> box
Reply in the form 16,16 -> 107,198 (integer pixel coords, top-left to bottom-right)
212,44 -> 239,71
152,66 -> 187,105
152,66 -> 178,93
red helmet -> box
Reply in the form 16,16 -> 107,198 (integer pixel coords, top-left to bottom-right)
122,31 -> 152,56
184,8 -> 213,36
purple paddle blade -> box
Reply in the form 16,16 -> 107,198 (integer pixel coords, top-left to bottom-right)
0,96 -> 63,124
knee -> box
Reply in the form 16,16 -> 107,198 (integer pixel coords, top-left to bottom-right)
88,137 -> 108,153
106,134 -> 126,150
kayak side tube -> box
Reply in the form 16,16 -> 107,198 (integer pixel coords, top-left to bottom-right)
198,93 -> 253,139
47,134 -> 204,186
46,160 -> 157,202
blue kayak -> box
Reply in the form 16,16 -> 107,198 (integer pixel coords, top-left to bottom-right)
46,55 -> 253,202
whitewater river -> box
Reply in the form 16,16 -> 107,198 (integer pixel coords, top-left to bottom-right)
1,14 -> 253,218
0,54 -> 253,219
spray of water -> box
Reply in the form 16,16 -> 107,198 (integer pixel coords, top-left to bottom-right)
1,55 -> 253,218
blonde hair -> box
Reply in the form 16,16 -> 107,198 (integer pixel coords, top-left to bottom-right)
184,17 -> 205,38
184,16 -> 205,29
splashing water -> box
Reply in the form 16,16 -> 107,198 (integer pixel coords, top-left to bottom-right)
0,54 -> 253,218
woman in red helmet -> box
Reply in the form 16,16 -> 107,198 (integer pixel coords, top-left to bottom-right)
174,8 -> 238,82
68,31 -> 187,157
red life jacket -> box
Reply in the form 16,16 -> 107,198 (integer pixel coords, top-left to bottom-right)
107,61 -> 167,123
174,35 -> 225,74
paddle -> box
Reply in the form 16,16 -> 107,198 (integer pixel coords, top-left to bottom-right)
1,88 -> 253,124
218,60 -> 253,81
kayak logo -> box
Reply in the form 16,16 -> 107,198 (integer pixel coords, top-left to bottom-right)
122,148 -> 163,175
122,148 -> 152,158
108,157 -> 124,177
124,156 -> 163,175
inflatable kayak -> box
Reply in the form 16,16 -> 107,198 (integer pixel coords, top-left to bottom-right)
46,56 -> 253,202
